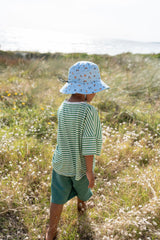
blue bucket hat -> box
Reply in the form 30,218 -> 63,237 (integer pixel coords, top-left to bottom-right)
60,61 -> 109,94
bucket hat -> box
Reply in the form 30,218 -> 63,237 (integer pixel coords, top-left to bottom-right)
60,61 -> 109,94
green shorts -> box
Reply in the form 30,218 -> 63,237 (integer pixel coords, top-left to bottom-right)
51,169 -> 93,204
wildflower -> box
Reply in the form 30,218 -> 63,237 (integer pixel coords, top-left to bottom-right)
51,113 -> 55,116
6,90 -> 8,93
14,92 -> 18,95
22,102 -> 25,105
20,92 -> 23,95
12,108 -> 16,110
41,107 -> 44,110
1,95 -> 4,98
8,93 -> 11,96
152,221 -> 157,226
48,122 -> 51,125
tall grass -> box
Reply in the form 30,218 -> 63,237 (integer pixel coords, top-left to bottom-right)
0,51 -> 160,240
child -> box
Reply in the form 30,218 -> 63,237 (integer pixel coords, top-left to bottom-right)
46,61 -> 109,240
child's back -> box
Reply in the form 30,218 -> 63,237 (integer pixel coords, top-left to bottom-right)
53,100 -> 102,180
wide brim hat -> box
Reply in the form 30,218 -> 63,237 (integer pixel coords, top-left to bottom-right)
60,61 -> 109,94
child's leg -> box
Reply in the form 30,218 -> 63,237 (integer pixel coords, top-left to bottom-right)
46,203 -> 63,240
77,197 -> 87,214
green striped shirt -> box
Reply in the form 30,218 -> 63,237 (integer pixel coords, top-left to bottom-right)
52,100 -> 102,180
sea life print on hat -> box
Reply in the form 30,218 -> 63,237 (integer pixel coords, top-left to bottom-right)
60,61 -> 109,94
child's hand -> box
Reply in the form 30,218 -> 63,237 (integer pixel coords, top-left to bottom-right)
86,171 -> 95,188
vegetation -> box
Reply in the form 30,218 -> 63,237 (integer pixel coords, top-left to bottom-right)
0,50 -> 160,240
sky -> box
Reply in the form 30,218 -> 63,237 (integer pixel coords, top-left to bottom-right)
1,0 -> 160,42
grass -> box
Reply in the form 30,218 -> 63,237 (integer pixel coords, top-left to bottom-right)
0,50 -> 160,240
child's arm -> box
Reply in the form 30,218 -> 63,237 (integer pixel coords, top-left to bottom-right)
85,155 -> 95,188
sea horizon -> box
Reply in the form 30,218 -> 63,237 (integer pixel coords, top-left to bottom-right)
0,26 -> 160,56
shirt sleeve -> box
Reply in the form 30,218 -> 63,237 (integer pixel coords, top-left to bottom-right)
82,106 -> 102,156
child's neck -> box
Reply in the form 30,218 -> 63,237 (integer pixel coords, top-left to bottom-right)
68,95 -> 86,102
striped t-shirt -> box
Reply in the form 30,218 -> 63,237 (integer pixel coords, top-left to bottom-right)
52,100 -> 102,180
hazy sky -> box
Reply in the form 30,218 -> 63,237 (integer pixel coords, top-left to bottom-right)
1,0 -> 160,42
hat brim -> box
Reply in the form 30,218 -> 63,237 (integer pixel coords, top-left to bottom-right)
60,80 -> 110,94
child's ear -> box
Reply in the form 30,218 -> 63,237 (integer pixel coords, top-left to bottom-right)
86,93 -> 95,102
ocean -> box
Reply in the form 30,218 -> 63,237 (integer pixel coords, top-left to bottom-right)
0,26 -> 160,56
